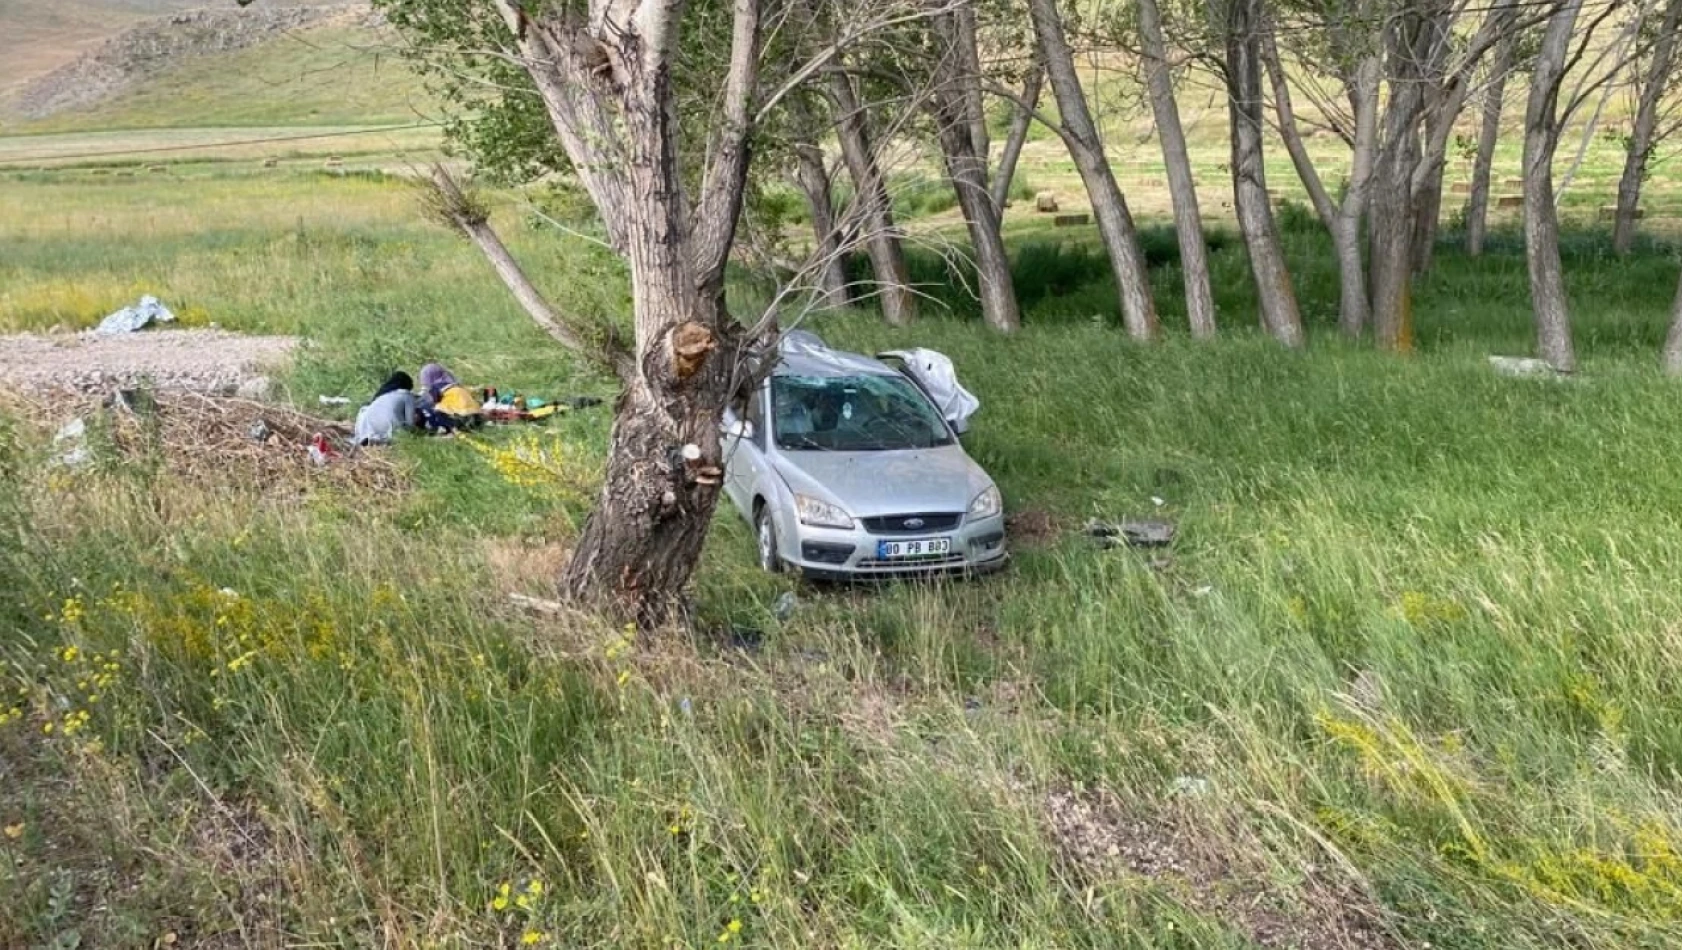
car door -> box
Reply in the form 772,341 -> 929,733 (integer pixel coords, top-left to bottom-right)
723,383 -> 770,516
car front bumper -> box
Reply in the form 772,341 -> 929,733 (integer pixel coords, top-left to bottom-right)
781,513 -> 1009,581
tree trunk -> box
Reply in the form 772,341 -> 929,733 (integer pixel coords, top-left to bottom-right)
1524,0 -> 1581,373
1663,264 -> 1682,374
825,66 -> 917,326
1615,0 -> 1682,255
1411,157 -> 1445,273
1466,36 -> 1510,257
1140,0 -> 1216,339
1260,30 -> 1336,233
1335,57 -> 1381,338
990,61 -> 1043,212
793,142 -> 850,308
1028,0 -> 1159,340
1225,0 -> 1303,347
930,7 -> 1019,332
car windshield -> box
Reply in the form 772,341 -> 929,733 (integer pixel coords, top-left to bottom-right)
772,373 -> 954,451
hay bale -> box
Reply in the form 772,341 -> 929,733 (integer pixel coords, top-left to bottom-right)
147,164 -> 167,173
324,157 -> 344,169
1502,177 -> 1524,187
1598,205 -> 1642,220
261,157 -> 279,168
1496,194 -> 1522,209
1053,213 -> 1090,227
1450,182 -> 1471,195
1035,191 -> 1059,213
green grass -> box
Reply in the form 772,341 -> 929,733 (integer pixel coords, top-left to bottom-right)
9,163 -> 1682,947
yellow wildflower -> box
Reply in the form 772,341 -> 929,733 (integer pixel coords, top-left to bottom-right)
526,879 -> 544,897
727,919 -> 742,934
492,881 -> 512,911
60,645 -> 80,663
521,931 -> 546,946
3,823 -> 23,839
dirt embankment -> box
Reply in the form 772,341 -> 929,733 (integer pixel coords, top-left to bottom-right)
14,4 -> 378,119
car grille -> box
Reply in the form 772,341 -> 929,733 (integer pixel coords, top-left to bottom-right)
861,512 -> 963,535
856,554 -> 967,570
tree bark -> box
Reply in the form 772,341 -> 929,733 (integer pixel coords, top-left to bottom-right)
1411,157 -> 1446,273
825,65 -> 917,326
793,142 -> 851,308
1140,0 -> 1216,339
1225,0 -> 1303,347
1524,0 -> 1582,373
990,60 -> 1043,212
1466,35 -> 1511,257
1615,0 -> 1682,255
1028,0 -> 1159,340
1663,264 -> 1682,374
929,7 -> 1019,332
1260,30 -> 1336,233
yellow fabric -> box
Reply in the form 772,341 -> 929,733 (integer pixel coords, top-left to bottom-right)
436,385 -> 481,416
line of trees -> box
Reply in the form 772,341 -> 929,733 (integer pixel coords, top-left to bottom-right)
376,0 -> 1682,626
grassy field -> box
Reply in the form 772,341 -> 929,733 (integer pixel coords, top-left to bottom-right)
7,150 -> 1682,949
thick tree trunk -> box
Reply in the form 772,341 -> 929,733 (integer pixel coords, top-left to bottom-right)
1465,36 -> 1511,257
793,142 -> 850,308
1664,265 -> 1682,374
1615,0 -> 1682,255
1225,0 -> 1303,347
825,66 -> 917,326
931,8 -> 1019,332
1029,0 -> 1159,339
1140,0 -> 1216,339
1369,153 -> 1416,352
1524,0 -> 1581,373
990,61 -> 1043,212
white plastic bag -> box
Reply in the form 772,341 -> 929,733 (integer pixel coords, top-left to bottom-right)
94,295 -> 176,336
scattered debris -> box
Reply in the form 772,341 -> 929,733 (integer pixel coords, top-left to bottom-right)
1170,776 -> 1212,798
1085,518 -> 1177,548
317,395 -> 351,406
565,395 -> 604,410
247,420 -> 271,443
1488,355 -> 1570,379
53,417 -> 90,467
508,592 -> 566,617
772,590 -> 798,622
235,375 -> 273,401
94,294 -> 175,336
307,433 -> 336,467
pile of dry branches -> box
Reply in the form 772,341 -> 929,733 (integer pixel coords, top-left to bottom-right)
14,388 -> 407,494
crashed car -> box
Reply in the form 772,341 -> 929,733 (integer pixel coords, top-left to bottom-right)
721,332 -> 1007,580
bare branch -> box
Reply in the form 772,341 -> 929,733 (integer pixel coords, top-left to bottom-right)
693,0 -> 763,292
426,165 -> 631,380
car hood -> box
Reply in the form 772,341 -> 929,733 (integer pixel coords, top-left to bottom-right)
773,444 -> 992,518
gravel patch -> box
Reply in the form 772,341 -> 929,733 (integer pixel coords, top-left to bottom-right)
0,329 -> 297,395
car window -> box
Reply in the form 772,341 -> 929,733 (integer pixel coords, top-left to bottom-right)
745,385 -> 767,450
771,373 -> 953,451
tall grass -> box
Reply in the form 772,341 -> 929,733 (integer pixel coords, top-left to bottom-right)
7,167 -> 1682,947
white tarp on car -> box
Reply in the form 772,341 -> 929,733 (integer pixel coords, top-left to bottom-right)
877,348 -> 980,434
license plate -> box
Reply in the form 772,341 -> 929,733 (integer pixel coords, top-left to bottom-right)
876,538 -> 951,559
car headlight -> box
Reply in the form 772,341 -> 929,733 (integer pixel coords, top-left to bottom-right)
969,485 -> 1002,520
795,493 -> 854,529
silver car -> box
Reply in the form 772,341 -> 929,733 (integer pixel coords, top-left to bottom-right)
721,337 -> 1008,580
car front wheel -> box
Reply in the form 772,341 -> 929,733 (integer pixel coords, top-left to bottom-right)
755,506 -> 784,574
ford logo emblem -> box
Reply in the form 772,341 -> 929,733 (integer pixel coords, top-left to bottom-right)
903,517 -> 925,529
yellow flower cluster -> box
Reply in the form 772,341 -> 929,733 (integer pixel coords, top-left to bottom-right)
462,433 -> 595,500
489,879 -> 549,944
1396,589 -> 1467,627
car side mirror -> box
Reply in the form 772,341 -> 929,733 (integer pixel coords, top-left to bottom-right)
726,419 -> 753,441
